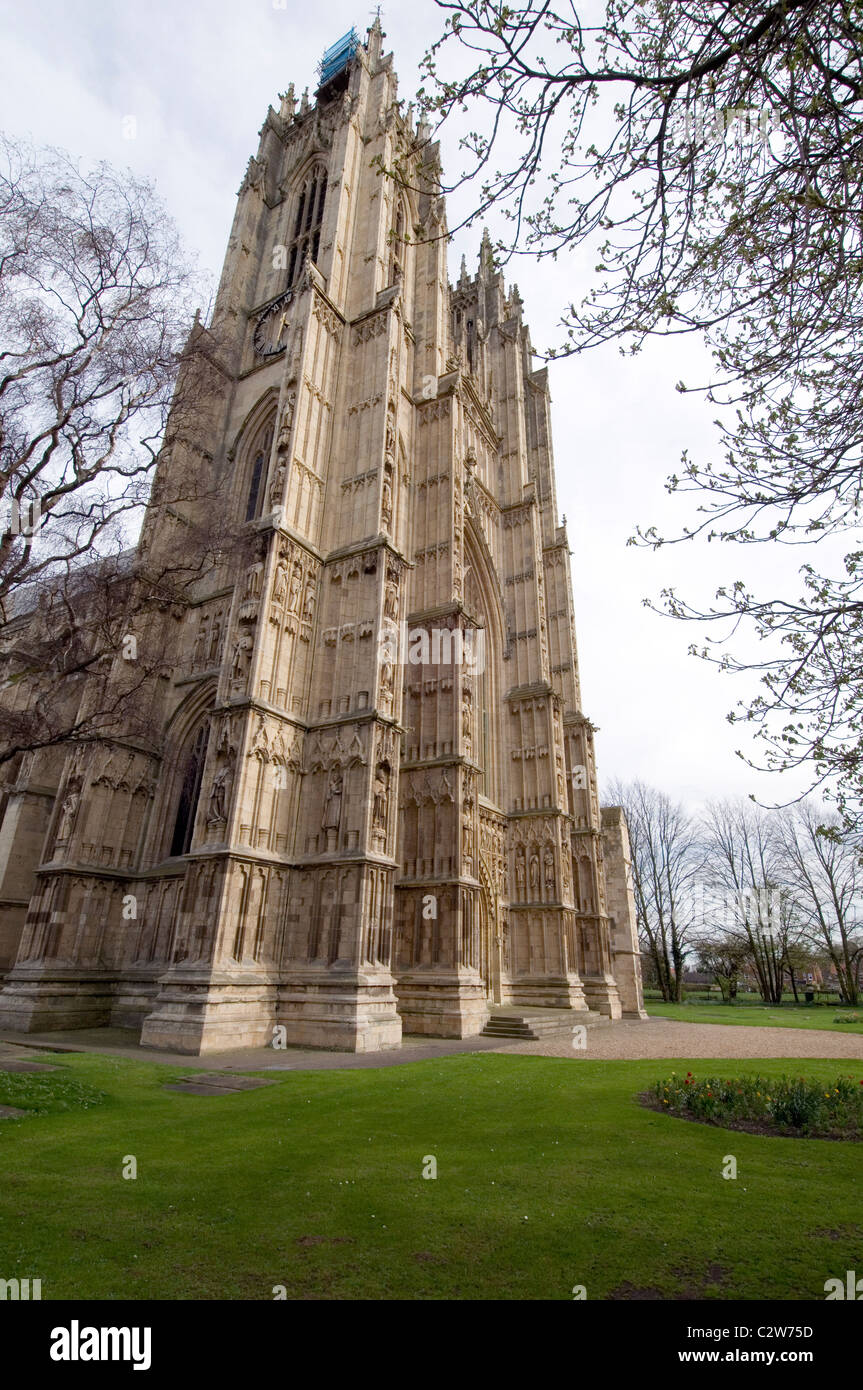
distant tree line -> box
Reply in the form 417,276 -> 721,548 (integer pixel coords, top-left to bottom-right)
607,780 -> 863,1007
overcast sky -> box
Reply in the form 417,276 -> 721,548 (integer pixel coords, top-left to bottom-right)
0,0 -> 823,812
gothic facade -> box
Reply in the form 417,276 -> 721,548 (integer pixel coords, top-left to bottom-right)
0,22 -> 645,1053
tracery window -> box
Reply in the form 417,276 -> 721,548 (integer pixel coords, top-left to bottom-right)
169,722 -> 210,857
286,166 -> 328,286
244,411 -> 276,522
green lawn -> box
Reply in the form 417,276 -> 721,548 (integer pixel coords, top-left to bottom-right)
647,1001 -> 863,1033
1,1051 -> 861,1300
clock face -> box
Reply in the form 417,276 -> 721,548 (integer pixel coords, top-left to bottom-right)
253,291 -> 293,356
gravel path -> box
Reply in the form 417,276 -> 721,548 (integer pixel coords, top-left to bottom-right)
492,1017 -> 863,1061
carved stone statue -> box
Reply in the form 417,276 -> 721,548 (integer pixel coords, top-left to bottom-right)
231,632 -> 253,682
208,614 -> 222,664
244,554 -> 264,601
544,848 -> 555,895
208,765 -> 232,824
384,578 -> 399,622
380,655 -> 394,700
57,789 -> 80,841
278,392 -> 296,449
302,577 -> 316,623
373,766 -> 389,830
289,328 -> 304,382
192,622 -> 207,669
515,854 -> 526,896
322,771 -> 343,832
529,851 -> 540,893
462,694 -> 472,751
272,556 -> 288,604
288,562 -> 302,612
269,460 -> 286,507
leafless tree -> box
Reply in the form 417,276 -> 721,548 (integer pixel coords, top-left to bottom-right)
607,777 -> 703,1001
701,798 -> 808,1003
773,800 -> 863,1004
0,134 -> 239,766
414,2 -> 863,826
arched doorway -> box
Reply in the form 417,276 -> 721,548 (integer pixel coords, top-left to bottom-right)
463,520 -> 506,1004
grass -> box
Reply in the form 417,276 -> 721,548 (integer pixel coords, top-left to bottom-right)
647,1000 -> 863,1033
1,1050 -> 862,1300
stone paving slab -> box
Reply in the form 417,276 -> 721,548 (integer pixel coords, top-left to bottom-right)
0,1060 -> 59,1073
164,1083 -> 235,1097
174,1074 -> 277,1091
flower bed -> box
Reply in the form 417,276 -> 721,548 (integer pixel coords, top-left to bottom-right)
643,1071 -> 863,1139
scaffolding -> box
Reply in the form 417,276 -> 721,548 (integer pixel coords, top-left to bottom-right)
318,28 -> 360,88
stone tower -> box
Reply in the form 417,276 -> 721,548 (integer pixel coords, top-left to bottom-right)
0,21 -> 645,1052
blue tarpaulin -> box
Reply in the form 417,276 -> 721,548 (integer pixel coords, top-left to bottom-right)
318,28 -> 360,86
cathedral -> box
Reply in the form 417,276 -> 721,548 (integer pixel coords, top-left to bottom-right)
0,21 -> 645,1053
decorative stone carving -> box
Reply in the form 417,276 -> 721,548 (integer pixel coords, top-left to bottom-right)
381,465 -> 393,528
544,848 -> 555,897
515,852 -> 525,898
243,541 -> 266,602
277,392 -> 296,451
272,555 -> 288,605
384,573 -> 399,622
208,764 -> 232,825
269,459 -> 286,509
302,576 -> 316,624
373,764 -> 389,832
56,784 -> 81,842
287,561 -> 302,612
231,631 -> 254,683
529,851 -> 540,894
322,771 -> 343,834
208,613 -> 223,665
192,621 -> 208,670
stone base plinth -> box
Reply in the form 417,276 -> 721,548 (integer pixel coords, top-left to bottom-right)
506,973 -> 590,1013
0,967 -> 114,1033
581,974 -> 623,1019
395,970 -> 489,1037
139,969 -> 280,1054
109,970 -> 163,1031
276,967 -> 402,1052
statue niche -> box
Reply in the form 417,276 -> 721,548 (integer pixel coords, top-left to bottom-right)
372,762 -> 390,846
322,768 -> 343,850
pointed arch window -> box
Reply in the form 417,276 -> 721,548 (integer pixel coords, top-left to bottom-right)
170,721 -> 210,857
286,166 -> 328,286
244,411 -> 276,522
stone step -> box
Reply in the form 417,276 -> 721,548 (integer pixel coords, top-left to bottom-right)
481,1010 -> 609,1040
